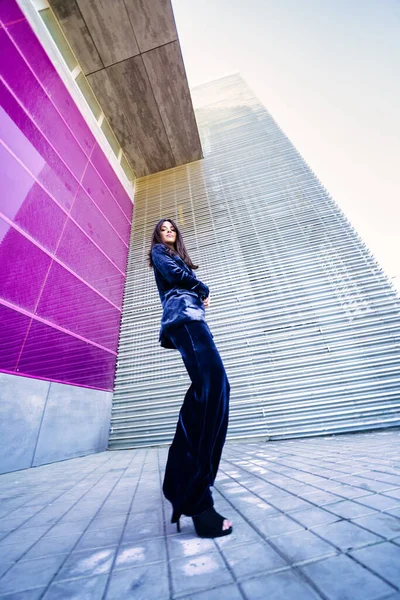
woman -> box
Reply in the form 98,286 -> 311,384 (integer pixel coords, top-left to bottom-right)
148,218 -> 232,538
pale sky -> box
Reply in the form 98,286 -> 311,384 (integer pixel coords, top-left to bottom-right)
172,0 -> 400,289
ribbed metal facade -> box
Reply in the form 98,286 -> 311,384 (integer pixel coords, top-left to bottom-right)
109,74 -> 400,449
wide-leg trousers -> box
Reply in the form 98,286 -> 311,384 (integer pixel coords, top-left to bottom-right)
162,320 -> 230,522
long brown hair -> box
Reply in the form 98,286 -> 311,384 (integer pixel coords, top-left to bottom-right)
148,218 -> 198,270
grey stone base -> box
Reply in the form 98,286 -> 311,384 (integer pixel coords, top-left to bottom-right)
0,372 -> 112,474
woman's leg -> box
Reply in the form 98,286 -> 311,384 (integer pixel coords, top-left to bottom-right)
162,320 -> 230,522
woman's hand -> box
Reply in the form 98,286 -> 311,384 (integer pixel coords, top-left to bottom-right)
203,294 -> 210,309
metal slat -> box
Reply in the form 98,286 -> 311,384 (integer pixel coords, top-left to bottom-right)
109,74 -> 400,449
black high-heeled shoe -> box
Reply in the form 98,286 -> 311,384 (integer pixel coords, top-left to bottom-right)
191,506 -> 233,538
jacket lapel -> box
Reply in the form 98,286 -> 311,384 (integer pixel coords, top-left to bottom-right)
172,252 -> 194,275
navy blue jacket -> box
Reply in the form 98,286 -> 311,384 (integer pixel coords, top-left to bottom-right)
151,243 -> 211,349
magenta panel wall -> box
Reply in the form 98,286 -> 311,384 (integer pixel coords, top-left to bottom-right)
0,1 -> 133,391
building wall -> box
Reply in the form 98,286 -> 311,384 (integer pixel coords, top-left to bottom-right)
110,74 -> 400,448
0,0 -> 133,472
0,372 -> 112,473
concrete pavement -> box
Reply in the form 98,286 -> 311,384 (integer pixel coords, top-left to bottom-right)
0,429 -> 400,599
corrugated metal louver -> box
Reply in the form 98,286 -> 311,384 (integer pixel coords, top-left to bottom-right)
109,74 -> 400,449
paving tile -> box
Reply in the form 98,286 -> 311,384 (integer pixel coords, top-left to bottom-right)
86,514 -> 127,531
350,541 -> 400,588
385,489 -> 400,500
21,506 -> 72,528
0,563 -> 14,580
105,561 -> 169,599
327,485 -> 372,499
268,496 -> 314,513
0,500 -> 28,515
54,547 -> 116,582
0,554 -> 67,595
352,514 -> 400,540
56,509 -> 99,526
94,506 -> 130,519
121,519 -> 164,543
240,569 -> 321,600
0,518 -> 32,533
310,480 -> 343,492
234,502 -> 279,520
248,486 -> 286,499
269,529 -> 338,564
170,551 -> 233,596
366,475 -> 400,486
167,533 -> 215,560
222,540 -> 287,579
256,514 -> 305,538
302,490 -> 342,505
285,484 -> 318,496
312,520 -> 383,550
126,509 -> 163,526
23,532 -> 82,560
43,522 -> 88,539
300,554 -> 394,600
181,583 -> 243,599
291,507 -> 340,528
1,507 -> 43,522
0,588 -> 46,599
74,526 -> 122,552
42,573 -> 108,599
0,526 -> 50,546
213,522 -> 262,551
114,537 -> 166,570
358,495 -> 400,511
24,495 -> 65,507
0,541 -> 36,563
326,500 -> 377,519
353,479 -> 398,494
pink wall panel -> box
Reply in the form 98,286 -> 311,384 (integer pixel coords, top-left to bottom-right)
0,0 -> 133,391
55,219 -> 126,307
81,162 -> 131,239
0,304 -> 31,371
18,319 -> 117,389
70,187 -> 129,272
0,30 -> 89,180
36,262 -> 122,351
0,145 -> 68,251
0,81 -> 80,211
6,18 -> 96,155
0,223 -> 52,312
90,144 -> 133,219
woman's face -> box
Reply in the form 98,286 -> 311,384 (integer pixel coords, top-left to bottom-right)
160,221 -> 177,247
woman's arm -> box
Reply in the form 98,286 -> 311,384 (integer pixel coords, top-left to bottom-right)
152,244 -> 209,300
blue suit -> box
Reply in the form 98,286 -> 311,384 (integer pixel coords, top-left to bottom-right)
151,243 -> 211,348
151,243 -> 230,521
